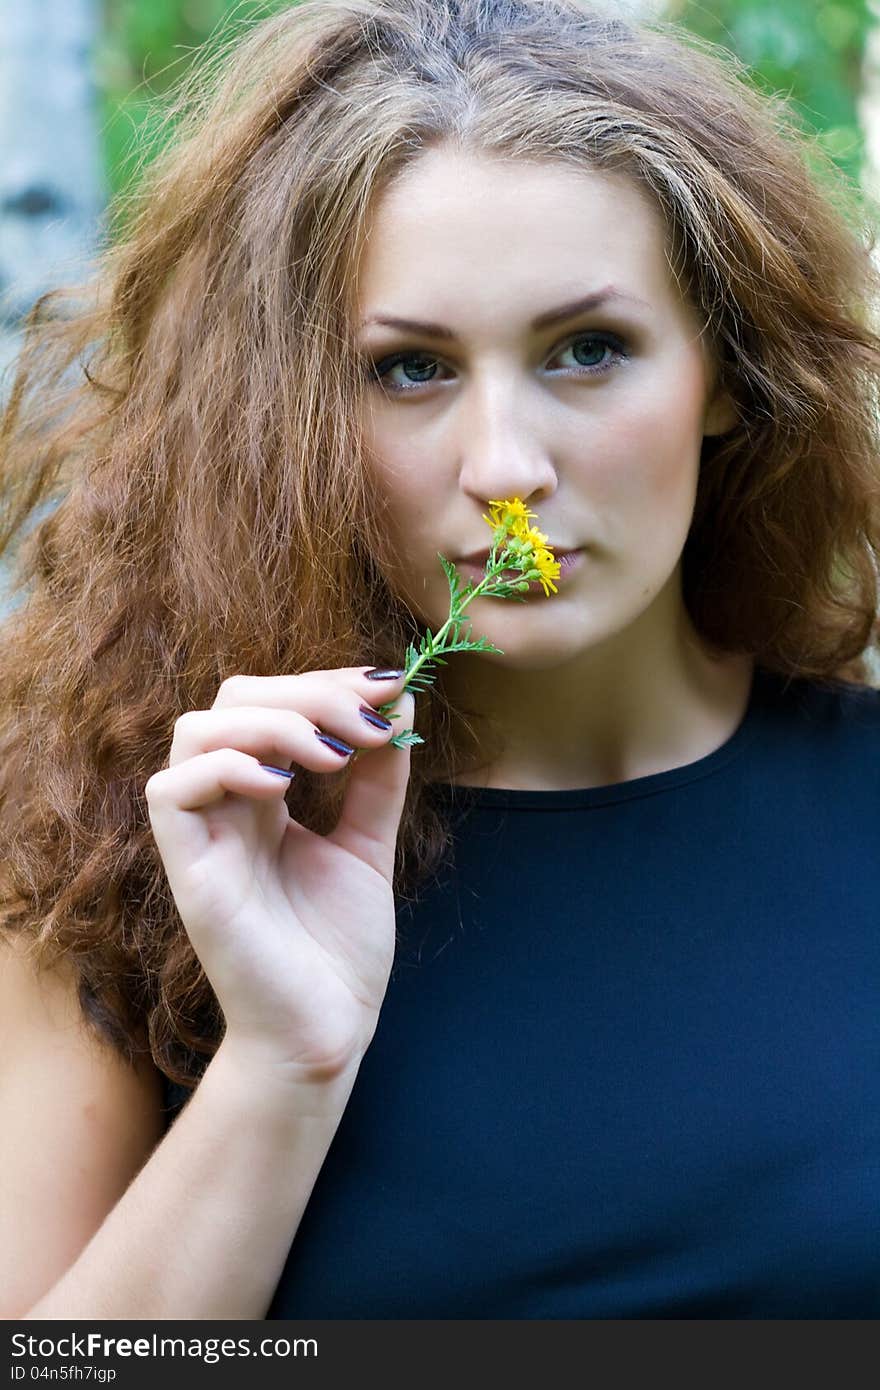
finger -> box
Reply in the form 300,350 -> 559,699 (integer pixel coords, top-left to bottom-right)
144,747 -> 297,869
326,688 -> 416,880
169,698 -> 399,772
209,667 -> 407,724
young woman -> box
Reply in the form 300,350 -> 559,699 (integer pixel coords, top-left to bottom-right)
1,0 -> 878,1320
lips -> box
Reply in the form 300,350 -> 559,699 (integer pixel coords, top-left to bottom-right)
456,545 -> 578,566
453,547 -> 587,593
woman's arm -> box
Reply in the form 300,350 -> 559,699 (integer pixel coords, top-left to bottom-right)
23,1044 -> 357,1320
4,664 -> 415,1321
1,937 -> 356,1321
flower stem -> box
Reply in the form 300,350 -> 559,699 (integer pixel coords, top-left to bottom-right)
401,549 -> 507,687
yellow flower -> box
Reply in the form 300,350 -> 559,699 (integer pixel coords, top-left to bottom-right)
530,546 -> 562,597
481,497 -> 539,539
479,497 -> 560,597
370,498 -> 564,746
515,522 -> 550,553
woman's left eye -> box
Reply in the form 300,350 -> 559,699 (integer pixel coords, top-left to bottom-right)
557,333 -> 628,374
364,332 -> 629,393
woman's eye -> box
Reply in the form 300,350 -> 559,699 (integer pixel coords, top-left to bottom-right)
560,334 -> 627,373
372,352 -> 444,391
365,332 -> 628,393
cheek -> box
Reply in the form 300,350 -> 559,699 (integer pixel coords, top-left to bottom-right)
362,405 -> 458,550
374,475 -> 437,559
362,426 -> 421,540
362,444 -> 442,606
585,368 -> 705,519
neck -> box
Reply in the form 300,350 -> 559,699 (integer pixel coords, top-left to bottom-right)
438,585 -> 755,793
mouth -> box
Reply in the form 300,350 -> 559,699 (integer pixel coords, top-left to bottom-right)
455,545 -> 580,568
455,547 -> 587,590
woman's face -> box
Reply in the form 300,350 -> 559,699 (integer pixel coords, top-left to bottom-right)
355,146 -> 736,672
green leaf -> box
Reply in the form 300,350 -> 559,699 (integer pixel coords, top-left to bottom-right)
390,729 -> 425,748
438,553 -> 464,609
465,637 -> 506,654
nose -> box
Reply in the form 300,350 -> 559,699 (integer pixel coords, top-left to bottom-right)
456,374 -> 558,507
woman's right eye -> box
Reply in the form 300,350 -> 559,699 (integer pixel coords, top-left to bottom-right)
366,352 -> 446,393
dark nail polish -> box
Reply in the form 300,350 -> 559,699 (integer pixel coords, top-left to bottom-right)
259,763 -> 296,779
364,668 -> 405,681
359,703 -> 393,731
315,730 -> 356,757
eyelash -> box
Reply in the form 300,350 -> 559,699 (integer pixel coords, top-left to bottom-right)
364,331 -> 630,394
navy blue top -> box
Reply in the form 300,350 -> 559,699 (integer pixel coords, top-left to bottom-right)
163,666 -> 880,1318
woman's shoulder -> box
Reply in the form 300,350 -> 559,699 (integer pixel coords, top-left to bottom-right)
0,934 -> 166,1316
760,670 -> 880,795
0,932 -> 165,1105
773,670 -> 880,730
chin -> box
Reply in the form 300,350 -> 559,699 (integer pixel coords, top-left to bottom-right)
449,613 -> 611,674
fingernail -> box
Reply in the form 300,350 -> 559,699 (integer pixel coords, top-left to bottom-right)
364,668 -> 405,681
359,704 -> 393,731
315,730 -> 356,757
259,763 -> 296,779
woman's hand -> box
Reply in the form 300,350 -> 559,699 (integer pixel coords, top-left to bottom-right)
144,667 -> 413,1087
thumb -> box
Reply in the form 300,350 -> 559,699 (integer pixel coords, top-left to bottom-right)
326,688 -> 416,880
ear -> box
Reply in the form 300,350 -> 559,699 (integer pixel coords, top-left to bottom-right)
703,382 -> 739,437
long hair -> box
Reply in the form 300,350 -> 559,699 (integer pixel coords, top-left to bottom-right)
2,0 -> 879,1089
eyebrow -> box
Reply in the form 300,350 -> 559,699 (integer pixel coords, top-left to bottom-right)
359,286 -> 650,339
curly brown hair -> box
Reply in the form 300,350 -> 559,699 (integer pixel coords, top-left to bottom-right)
1,0 -> 879,1091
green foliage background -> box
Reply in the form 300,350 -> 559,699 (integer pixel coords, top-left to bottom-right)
95,1 -> 293,201
95,0 -> 874,203
672,0 -> 870,191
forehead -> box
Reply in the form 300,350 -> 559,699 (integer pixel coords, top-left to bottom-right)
356,146 -> 681,311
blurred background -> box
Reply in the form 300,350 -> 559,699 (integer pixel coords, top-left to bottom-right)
2,0 -> 880,622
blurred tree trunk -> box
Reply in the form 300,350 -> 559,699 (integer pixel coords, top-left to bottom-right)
0,0 -> 105,612
611,0 -> 668,13
0,0 -> 106,386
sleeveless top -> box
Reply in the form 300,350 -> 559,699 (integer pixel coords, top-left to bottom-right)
162,666 -> 880,1317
